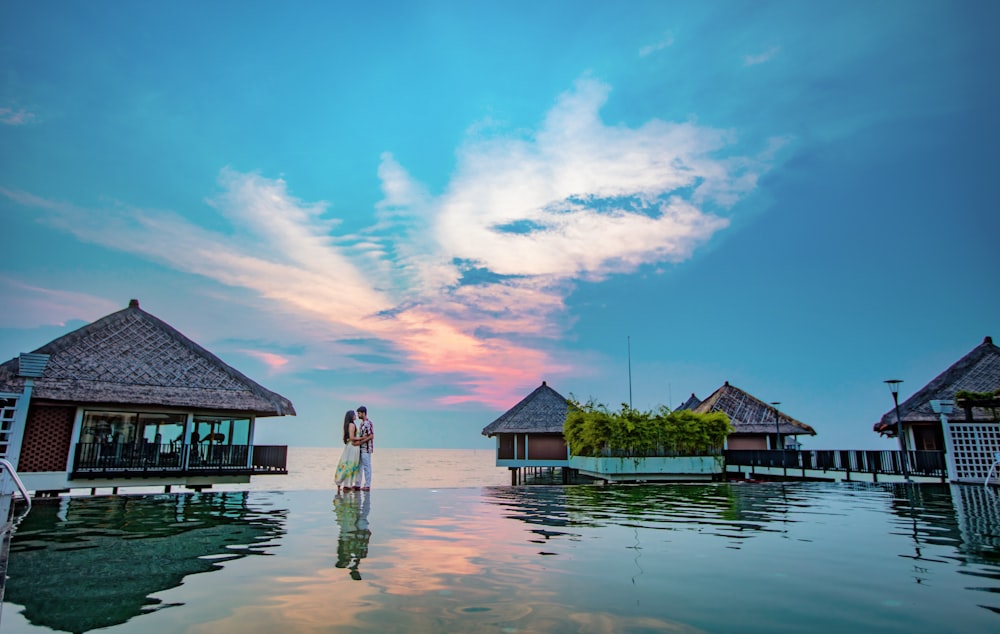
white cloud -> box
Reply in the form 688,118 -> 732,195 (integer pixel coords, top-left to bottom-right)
0,277 -> 119,329
744,46 -> 781,66
639,32 -> 675,57
0,106 -> 35,125
1,77 -> 774,408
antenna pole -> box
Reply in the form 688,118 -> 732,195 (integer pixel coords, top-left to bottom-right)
627,336 -> 633,409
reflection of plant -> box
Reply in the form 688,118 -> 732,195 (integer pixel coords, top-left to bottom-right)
563,399 -> 732,457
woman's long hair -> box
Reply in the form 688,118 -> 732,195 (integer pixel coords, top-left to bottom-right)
342,410 -> 356,444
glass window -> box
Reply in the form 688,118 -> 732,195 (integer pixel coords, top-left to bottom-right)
81,411 -> 138,445
137,413 -> 186,449
192,416 -> 251,445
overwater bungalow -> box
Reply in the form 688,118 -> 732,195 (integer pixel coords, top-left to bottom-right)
873,335 -> 1000,484
0,299 -> 295,496
481,381 -> 570,485
685,381 -> 817,450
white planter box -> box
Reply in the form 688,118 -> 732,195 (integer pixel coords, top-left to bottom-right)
568,455 -> 723,482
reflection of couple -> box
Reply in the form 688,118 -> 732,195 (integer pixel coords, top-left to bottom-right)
334,407 -> 374,492
334,489 -> 371,580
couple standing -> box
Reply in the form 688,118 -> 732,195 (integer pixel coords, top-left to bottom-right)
335,405 -> 375,492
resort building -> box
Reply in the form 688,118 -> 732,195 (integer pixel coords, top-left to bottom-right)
0,299 -> 295,496
481,381 -> 570,485
684,382 -> 817,450
873,335 -> 1000,484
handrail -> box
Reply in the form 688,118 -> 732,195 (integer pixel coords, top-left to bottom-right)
986,452 -> 1000,490
0,458 -> 32,516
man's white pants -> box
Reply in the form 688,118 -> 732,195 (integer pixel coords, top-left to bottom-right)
360,451 -> 372,488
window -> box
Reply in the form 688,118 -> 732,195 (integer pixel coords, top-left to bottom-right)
192,416 -> 251,446
81,411 -> 186,447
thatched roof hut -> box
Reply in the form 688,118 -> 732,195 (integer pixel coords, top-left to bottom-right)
691,381 -> 816,437
674,393 -> 703,412
481,381 -> 568,436
873,335 -> 999,436
482,381 -> 571,480
0,299 -> 295,417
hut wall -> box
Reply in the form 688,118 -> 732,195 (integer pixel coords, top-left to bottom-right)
527,435 -> 567,460
19,404 -> 75,472
497,434 -> 515,460
726,435 -> 766,451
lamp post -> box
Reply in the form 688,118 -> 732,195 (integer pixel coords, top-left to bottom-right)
885,379 -> 909,481
770,402 -> 781,451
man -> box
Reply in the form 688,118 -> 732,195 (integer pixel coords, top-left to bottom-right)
356,405 -> 375,490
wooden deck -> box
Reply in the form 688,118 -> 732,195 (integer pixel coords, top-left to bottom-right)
723,449 -> 948,483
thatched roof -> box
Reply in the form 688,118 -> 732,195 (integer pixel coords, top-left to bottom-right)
0,299 -> 295,417
691,382 -> 816,436
674,393 -> 702,412
482,381 -> 569,436
873,335 -> 999,435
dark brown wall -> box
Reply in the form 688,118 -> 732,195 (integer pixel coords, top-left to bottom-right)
19,404 -> 75,472
727,435 -> 766,450
497,434 -> 515,459
527,435 -> 567,460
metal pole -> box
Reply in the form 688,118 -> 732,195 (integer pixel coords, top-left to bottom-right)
892,390 -> 910,481
885,379 -> 910,482
627,336 -> 632,409
770,402 -> 781,451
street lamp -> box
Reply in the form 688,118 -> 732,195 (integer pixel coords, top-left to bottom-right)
884,379 -> 910,481
770,402 -> 781,451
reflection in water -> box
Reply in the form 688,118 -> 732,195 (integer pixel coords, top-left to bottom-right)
5,492 -> 286,633
333,489 -> 372,580
2,483 -> 999,633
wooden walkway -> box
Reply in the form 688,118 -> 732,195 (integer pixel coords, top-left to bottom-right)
724,449 -> 948,483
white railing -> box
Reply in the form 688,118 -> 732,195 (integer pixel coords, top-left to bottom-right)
0,458 -> 31,517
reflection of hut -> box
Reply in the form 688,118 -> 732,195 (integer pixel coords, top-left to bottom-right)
873,336 -> 1000,483
0,299 -> 295,495
5,492 -> 285,633
482,381 -> 570,485
689,382 -> 816,450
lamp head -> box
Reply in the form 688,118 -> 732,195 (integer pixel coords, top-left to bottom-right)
884,379 -> 903,396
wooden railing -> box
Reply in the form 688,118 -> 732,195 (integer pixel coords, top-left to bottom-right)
70,443 -> 288,478
724,449 -> 947,480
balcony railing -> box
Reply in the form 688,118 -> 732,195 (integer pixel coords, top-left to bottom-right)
724,449 -> 947,480
70,442 -> 288,478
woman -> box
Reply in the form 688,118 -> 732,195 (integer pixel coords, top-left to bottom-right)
334,410 -> 362,492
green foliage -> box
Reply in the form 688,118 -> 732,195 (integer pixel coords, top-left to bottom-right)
955,389 -> 1000,403
563,398 -> 733,457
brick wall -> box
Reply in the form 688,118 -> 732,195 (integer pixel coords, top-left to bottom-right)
19,404 -> 75,472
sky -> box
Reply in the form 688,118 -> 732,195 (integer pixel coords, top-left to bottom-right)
1,1 -> 997,450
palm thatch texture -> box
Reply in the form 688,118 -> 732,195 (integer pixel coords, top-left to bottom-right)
0,299 -> 295,417
690,381 -> 816,436
481,381 -> 569,436
873,336 -> 999,436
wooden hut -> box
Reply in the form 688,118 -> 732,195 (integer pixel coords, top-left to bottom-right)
873,335 -> 1000,483
690,381 -> 816,450
0,299 -> 295,496
481,381 -> 570,485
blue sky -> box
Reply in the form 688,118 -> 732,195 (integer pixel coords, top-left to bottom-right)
1,1 -> 997,449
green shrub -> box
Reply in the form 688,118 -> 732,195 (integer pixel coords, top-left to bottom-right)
563,398 -> 732,457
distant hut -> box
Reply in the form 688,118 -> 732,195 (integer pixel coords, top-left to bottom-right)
481,381 -> 570,485
691,381 -> 816,450
674,393 -> 703,412
873,336 -> 1000,483
0,299 -> 295,496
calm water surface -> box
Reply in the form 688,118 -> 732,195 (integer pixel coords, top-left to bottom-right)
2,449 -> 999,633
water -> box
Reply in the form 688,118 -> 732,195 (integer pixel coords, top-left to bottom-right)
2,449 -> 999,633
